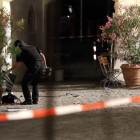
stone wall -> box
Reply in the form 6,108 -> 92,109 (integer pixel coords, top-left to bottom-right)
9,0 -> 52,82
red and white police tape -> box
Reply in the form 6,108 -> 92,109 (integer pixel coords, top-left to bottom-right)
49,35 -> 99,40
0,95 -> 140,121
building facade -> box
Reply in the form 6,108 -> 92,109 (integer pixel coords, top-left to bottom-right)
0,0 -> 139,82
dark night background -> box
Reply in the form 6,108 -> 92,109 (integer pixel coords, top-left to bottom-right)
46,0 -> 115,80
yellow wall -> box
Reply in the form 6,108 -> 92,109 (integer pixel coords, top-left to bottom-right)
118,0 -> 136,5
113,0 -> 139,13
113,0 -> 140,5
0,0 -> 13,6
1,0 -> 12,70
137,0 -> 140,5
0,0 -> 2,6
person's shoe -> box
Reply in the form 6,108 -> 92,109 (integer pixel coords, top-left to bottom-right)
20,101 -> 32,105
33,101 -> 38,104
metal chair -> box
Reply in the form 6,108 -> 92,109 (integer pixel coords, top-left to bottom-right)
98,55 -> 123,87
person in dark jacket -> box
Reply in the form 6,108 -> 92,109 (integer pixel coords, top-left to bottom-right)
10,40 -> 47,105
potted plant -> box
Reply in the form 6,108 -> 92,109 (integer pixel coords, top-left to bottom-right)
0,7 -> 24,101
97,3 -> 140,86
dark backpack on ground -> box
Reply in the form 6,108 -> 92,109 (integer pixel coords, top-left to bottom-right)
2,93 -> 21,104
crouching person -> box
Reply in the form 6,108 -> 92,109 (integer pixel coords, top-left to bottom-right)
10,40 -> 47,105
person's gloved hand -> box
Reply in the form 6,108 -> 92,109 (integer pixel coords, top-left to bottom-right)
42,66 -> 48,73
44,66 -> 48,69
42,66 -> 52,77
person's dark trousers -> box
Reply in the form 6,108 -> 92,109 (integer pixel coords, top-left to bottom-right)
21,61 -> 43,103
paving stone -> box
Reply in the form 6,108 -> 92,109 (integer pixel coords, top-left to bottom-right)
0,81 -> 140,140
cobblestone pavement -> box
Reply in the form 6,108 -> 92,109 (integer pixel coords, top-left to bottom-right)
0,79 -> 140,140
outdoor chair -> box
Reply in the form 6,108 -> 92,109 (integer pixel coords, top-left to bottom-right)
98,55 -> 123,87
